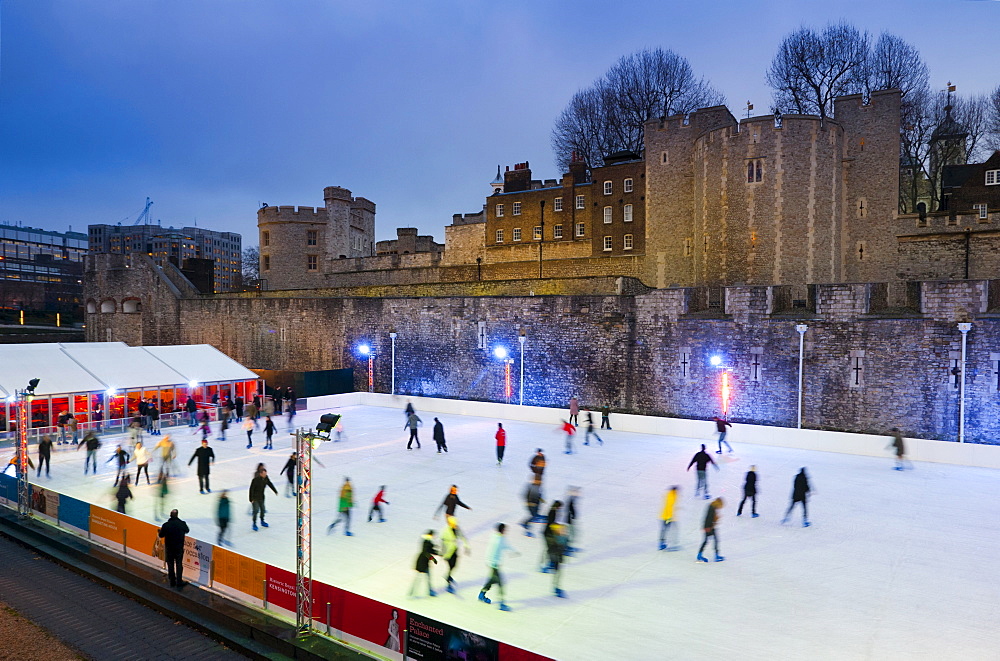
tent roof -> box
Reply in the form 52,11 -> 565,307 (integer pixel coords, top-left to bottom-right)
0,342 -> 257,397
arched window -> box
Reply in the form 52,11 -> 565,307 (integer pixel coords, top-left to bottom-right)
100,299 -> 116,313
122,298 -> 142,313
747,161 -> 755,183
86,300 -> 97,314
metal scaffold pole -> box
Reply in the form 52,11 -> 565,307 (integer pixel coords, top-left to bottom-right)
295,428 -> 314,635
16,390 -> 30,519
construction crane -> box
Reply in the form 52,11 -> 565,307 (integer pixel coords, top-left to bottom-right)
132,197 -> 154,225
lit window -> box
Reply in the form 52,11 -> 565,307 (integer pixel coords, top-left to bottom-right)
604,181 -> 612,195
575,222 -> 585,237
554,197 -> 563,212
496,204 -> 504,217
603,236 -> 613,251
576,195 -> 585,209
307,255 -> 317,271
624,178 -> 633,193
604,207 -> 612,224
496,229 -> 504,243
986,169 -> 999,186
307,230 -> 318,246
513,202 -> 521,216
262,231 -> 270,247
624,204 -> 633,222
554,224 -> 563,239
263,255 -> 270,271
512,227 -> 522,241
624,234 -> 633,250
533,226 -> 542,240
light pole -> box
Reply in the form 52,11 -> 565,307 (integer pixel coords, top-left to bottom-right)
389,331 -> 397,395
358,344 -> 374,393
958,322 -> 972,443
518,329 -> 526,405
709,355 -> 731,417
15,378 -> 39,518
795,324 -> 808,429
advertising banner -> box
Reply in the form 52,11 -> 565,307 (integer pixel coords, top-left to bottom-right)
264,564 -> 297,612
328,588 -> 407,655
29,485 -> 59,519
183,536 -> 213,585
125,518 -> 160,559
58,495 -> 90,532
406,612 -> 498,661
89,506 -> 126,545
213,546 -> 265,599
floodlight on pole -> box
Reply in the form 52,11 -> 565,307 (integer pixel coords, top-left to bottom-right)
709,355 -> 723,367
358,344 -> 374,392
518,329 -> 526,406
493,346 -> 513,404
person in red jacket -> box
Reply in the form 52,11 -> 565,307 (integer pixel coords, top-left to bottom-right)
495,423 -> 506,465
561,420 -> 576,455
368,485 -> 390,522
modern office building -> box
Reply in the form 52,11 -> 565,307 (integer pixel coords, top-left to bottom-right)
0,223 -> 87,321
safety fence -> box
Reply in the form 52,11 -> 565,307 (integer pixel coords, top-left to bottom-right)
0,474 -> 552,661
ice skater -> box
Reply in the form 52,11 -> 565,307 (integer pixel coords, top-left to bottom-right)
328,477 -> 355,536
659,485 -> 679,551
249,466 -> 278,531
216,490 -> 230,545
188,439 -> 215,494
520,478 -> 544,537
79,432 -> 101,475
540,500 -> 563,571
108,444 -> 130,487
478,523 -> 519,612
434,485 -> 471,519
697,497 -> 725,562
433,417 -> 448,453
154,434 -> 176,479
686,444 -> 718,499
115,475 -> 133,514
737,466 -> 759,517
441,515 -> 470,593
530,449 -> 546,482
263,416 -> 275,449
546,522 -> 570,598
405,410 -> 422,450
368,485 -> 389,522
568,395 -> 580,426
134,441 -> 151,485
280,452 -> 297,497
408,530 -> 439,597
714,416 -> 733,454
583,410 -> 603,446
154,474 -> 170,520
36,435 -> 52,478
244,419 -> 255,448
887,428 -> 909,470
495,423 -> 506,465
560,420 -> 576,454
782,468 -> 811,527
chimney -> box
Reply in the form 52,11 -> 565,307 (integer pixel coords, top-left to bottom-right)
503,161 -> 532,193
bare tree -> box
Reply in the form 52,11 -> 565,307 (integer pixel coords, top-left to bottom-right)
551,48 -> 723,171
954,93 -> 992,162
241,246 -> 260,285
989,84 -> 1000,151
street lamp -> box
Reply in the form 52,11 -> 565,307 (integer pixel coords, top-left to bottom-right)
958,322 -> 972,443
358,344 -> 375,393
389,330 -> 397,395
494,346 -> 514,404
795,324 -> 808,429
518,329 -> 526,405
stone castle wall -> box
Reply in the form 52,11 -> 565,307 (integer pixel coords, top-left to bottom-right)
85,255 -> 1000,443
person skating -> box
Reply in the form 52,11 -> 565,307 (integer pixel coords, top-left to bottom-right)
478,523 -> 520,612
686,444 -> 719,499
154,474 -> 170,520
218,413 -> 229,441
185,395 -> 198,427
158,509 -> 190,588
79,431 -> 101,475
434,485 -> 471,519
583,410 -> 603,446
659,485 -> 679,551
279,452 -> 297,497
782,468 -> 811,527
495,423 -> 506,465
188,439 -> 215,494
697,497 -> 725,562
714,416 -> 733,454
149,404 -> 161,436
433,418 -> 448,453
568,395 -> 580,426
560,420 -> 576,454
115,475 -> 133,513
520,478 -> 544,537
244,419 -> 254,449
216,490 -> 230,546
249,466 -> 278,531
540,500 -> 563,572
154,434 -> 176,479
234,396 -> 244,421
737,466 -> 759,517
600,404 -> 612,429
529,449 -> 546,482
133,441 -> 151,485
404,411 -> 422,450
263,416 -> 275,449
67,413 -> 79,445
408,530 -> 439,597
564,486 -> 580,553
368,486 -> 389,522
441,515 -> 470,593
108,445 -> 130,487
546,523 -> 570,598
36,435 -> 53,478
327,477 -> 355,536
887,428 -> 908,470
404,400 -> 415,421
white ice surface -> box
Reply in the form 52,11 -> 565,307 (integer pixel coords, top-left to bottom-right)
26,404 -> 1000,661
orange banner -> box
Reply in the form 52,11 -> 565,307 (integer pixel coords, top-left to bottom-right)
125,518 -> 161,559
213,546 -> 265,599
89,507 -> 126,545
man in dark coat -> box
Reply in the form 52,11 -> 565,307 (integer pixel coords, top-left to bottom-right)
158,509 -> 190,588
185,395 -> 198,427
686,444 -> 718,499
187,439 -> 215,494
782,467 -> 812,527
249,467 -> 278,531
408,530 -> 439,597
433,418 -> 448,453
737,466 -> 759,517
434,485 -> 471,518
37,435 -> 53,477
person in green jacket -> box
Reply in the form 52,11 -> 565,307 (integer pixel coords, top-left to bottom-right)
327,477 -> 355,536
217,490 -> 231,545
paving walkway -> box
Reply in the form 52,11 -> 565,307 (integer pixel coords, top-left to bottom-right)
0,534 -> 248,661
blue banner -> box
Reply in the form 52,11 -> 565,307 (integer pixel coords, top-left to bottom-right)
0,473 -> 16,502
59,494 -> 90,532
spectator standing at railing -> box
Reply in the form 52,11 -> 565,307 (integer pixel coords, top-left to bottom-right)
36,435 -> 53,478
185,396 -> 198,427
67,413 -> 79,445
274,390 -> 283,415
93,405 -> 104,433
138,398 -> 150,433
158,509 -> 190,589
234,396 -> 244,422
56,411 -> 69,445
79,432 -> 101,474
149,404 -> 161,436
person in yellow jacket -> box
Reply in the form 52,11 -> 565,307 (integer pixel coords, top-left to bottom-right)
659,485 -> 679,551
327,477 -> 355,536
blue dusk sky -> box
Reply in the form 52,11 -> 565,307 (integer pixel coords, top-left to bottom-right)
1,0 -> 998,247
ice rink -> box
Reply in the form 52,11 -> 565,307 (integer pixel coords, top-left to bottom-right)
24,403 -> 1000,660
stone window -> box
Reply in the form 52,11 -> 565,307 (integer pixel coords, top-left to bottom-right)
307,230 -> 318,246
679,347 -> 692,378
604,181 -> 613,195
496,204 -> 504,218
624,204 -> 633,222
849,350 -> 865,388
949,351 -> 961,391
262,231 -> 270,247
856,240 -> 867,262
122,298 -> 141,314
684,238 -> 693,257
661,151 -> 668,165
512,227 -> 522,242
603,236 -> 613,251
86,300 -> 97,314
749,347 -> 764,383
575,222 -> 585,237
554,224 -> 563,239
100,299 -> 116,313
495,229 -> 504,243
307,255 -> 318,271
576,195 -> 585,209
554,197 -> 563,212
477,321 -> 487,349
533,226 -> 542,240
513,202 -> 522,216
263,255 -> 270,271
624,234 -> 633,250
604,207 -> 613,224
280,327 -> 287,342
986,169 -> 999,186
747,159 -> 763,183
624,178 -> 633,193
973,203 -> 988,220
856,198 -> 867,219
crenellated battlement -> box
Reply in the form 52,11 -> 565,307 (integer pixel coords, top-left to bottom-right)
258,205 -> 326,222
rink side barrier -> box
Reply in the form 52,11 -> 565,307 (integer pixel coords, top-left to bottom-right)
305,393 -> 1000,470
0,473 -> 553,661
